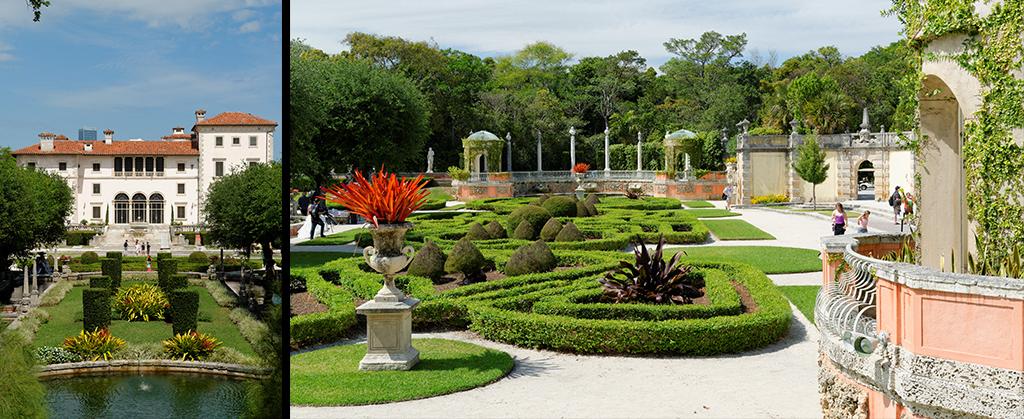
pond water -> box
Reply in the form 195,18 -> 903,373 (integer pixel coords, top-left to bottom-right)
44,372 -> 255,418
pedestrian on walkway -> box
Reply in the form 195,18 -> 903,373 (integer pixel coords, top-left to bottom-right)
888,186 -> 902,224
832,203 -> 847,235
146,242 -> 151,255
856,210 -> 870,233
123,240 -> 128,253
723,184 -> 734,211
309,196 -> 326,240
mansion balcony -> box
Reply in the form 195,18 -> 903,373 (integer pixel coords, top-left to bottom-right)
113,171 -> 165,177
816,233 -> 1024,419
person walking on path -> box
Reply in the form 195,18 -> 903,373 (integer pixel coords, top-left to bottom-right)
145,242 -> 151,256
832,203 -> 848,235
309,196 -> 326,240
888,186 -> 902,224
723,184 -> 735,211
123,240 -> 128,254
857,210 -> 871,233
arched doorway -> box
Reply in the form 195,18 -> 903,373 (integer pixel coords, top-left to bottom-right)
477,153 -> 487,174
131,193 -> 147,223
149,193 -> 164,224
856,161 -> 874,200
918,75 -> 967,270
114,193 -> 129,224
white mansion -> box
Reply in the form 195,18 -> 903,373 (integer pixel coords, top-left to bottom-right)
12,109 -> 276,227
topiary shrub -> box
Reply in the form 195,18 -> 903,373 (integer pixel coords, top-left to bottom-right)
407,241 -> 447,281
533,195 -> 550,205
188,251 -> 208,263
82,287 -> 111,332
88,275 -> 111,290
542,196 -> 577,217
507,205 -> 551,238
512,220 -> 535,240
539,218 -> 563,242
555,221 -> 584,242
105,252 -> 122,261
576,201 -> 590,217
444,237 -> 486,282
100,258 -> 122,289
584,201 -> 599,217
485,221 -> 507,239
170,274 -> 188,291
464,222 -> 491,241
585,194 -> 601,206
80,251 -> 99,265
157,252 -> 171,261
158,259 -> 178,293
505,240 -> 557,276
170,289 -> 199,335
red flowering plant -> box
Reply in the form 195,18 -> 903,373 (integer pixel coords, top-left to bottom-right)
572,162 -> 591,174
321,168 -> 430,227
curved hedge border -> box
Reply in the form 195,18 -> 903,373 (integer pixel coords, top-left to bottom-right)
465,260 -> 791,355
289,268 -> 358,348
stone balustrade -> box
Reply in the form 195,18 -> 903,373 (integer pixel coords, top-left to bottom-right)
455,170 -> 728,201
817,233 -> 1024,419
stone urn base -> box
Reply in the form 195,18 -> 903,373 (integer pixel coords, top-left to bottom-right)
356,298 -> 420,371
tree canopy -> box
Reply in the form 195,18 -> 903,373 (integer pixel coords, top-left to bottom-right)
0,149 -> 73,269
792,135 -> 830,208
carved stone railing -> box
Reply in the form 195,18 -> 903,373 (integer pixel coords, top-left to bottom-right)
815,244 -> 888,354
743,131 -> 914,150
171,224 -> 205,235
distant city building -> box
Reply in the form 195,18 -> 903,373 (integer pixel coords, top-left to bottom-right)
12,109 -> 277,225
78,128 -> 98,141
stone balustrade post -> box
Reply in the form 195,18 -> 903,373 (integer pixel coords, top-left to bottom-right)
603,126 -> 610,173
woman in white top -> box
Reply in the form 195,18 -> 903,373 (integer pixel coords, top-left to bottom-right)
723,185 -> 734,211
857,210 -> 870,233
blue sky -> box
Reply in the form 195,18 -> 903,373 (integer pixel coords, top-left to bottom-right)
0,1 -> 282,158
292,0 -> 903,68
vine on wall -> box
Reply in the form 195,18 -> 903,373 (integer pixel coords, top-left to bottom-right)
887,0 -> 1024,268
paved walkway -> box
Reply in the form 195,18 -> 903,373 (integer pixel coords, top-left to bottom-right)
293,308 -> 822,419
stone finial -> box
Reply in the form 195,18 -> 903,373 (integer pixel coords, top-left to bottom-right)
860,107 -> 870,130
506,132 -> 511,141
737,119 -> 750,133
569,126 -> 576,135
604,126 -> 609,135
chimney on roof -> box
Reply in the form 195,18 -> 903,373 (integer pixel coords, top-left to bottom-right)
195,109 -> 206,124
83,143 -> 93,152
39,132 -> 55,152
172,127 -> 185,135
103,129 -> 114,145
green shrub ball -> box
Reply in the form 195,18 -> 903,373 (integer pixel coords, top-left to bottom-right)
80,251 -> 100,265
485,221 -> 507,239
464,222 -> 491,241
507,205 -> 551,238
188,251 -> 209,263
444,238 -> 486,279
407,241 -> 447,281
555,221 -> 584,242
539,218 -> 563,242
512,220 -> 535,240
505,240 -> 557,276
541,196 -> 577,217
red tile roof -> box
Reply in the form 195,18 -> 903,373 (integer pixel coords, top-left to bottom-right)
195,112 -> 277,127
12,139 -> 199,156
161,133 -> 195,140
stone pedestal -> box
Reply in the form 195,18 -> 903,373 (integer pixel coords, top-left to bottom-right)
357,297 -> 420,370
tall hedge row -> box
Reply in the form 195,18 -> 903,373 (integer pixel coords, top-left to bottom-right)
169,289 -> 199,335
100,258 -> 122,289
82,288 -> 111,332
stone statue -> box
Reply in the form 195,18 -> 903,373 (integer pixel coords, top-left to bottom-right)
684,153 -> 692,179
426,148 -> 434,173
636,132 -> 643,171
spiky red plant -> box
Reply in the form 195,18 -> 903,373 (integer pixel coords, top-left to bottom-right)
572,162 -> 591,174
321,169 -> 430,227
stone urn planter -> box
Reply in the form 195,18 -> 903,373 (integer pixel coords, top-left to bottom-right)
573,173 -> 585,200
355,222 -> 420,371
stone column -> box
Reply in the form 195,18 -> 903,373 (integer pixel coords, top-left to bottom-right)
506,132 -> 512,172
636,132 -> 642,171
31,258 -> 38,305
788,118 -> 801,202
569,126 -> 576,168
535,129 -> 542,171
603,126 -> 610,173
736,119 -> 752,205
21,264 -> 29,313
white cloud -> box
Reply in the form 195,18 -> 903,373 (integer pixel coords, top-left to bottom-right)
233,9 -> 257,22
239,20 -> 262,33
291,0 -> 902,66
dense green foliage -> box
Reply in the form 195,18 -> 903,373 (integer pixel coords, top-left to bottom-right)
600,237 -> 703,305
541,195 -> 578,217
157,258 -> 178,293
100,257 -> 122,289
64,230 -> 97,246
80,251 -> 99,264
554,221 -> 584,242
88,275 -> 111,290
289,268 -> 357,348
170,289 -> 199,335
407,241 -> 448,281
792,135 -> 829,208
112,283 -> 169,322
444,238 -> 487,280
163,331 -> 222,361
0,150 -> 73,270
82,287 -> 111,332
539,218 -> 563,241
505,240 -> 557,276
0,331 -> 46,419
204,163 -> 282,296
507,205 -> 552,239
291,338 -> 513,406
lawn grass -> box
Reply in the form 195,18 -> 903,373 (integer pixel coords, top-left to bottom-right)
291,252 -> 360,268
779,285 -> 820,323
33,281 -> 254,355
703,219 -> 776,240
290,338 -> 513,406
681,200 -> 715,208
668,246 -> 822,274
298,228 -> 367,246
681,209 -> 741,218
427,188 -> 454,202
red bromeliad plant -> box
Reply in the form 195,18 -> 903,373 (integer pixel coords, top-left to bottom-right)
321,169 -> 430,228
572,162 -> 590,174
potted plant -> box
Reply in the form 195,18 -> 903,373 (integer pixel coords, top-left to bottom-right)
321,168 -> 430,370
572,163 -> 590,199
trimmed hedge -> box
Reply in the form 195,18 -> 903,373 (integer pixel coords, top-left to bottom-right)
289,268 -> 357,348
597,197 -> 681,210
541,196 -> 577,217
82,287 -> 111,332
80,251 -> 100,265
407,241 -> 447,281
170,289 -> 199,335
157,252 -> 171,261
507,205 -> 552,238
65,231 -> 97,246
100,258 -> 122,289
188,251 -> 209,262
157,259 -> 178,293
88,275 -> 112,290
504,240 -> 557,276
539,218 -> 563,241
105,252 -> 122,261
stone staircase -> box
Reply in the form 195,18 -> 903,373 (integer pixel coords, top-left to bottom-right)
94,225 -> 172,250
